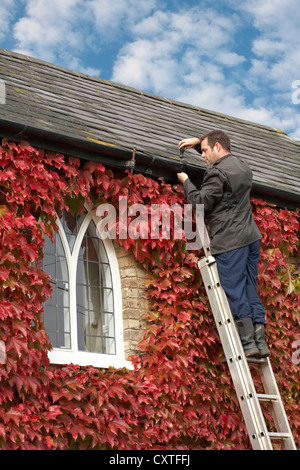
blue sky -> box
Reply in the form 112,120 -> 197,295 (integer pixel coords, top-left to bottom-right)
1,0 -> 300,140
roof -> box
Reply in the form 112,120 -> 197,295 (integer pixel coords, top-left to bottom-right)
0,49 -> 299,209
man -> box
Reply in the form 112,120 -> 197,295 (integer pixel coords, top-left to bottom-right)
177,130 -> 269,358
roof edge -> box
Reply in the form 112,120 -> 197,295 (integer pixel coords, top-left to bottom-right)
0,118 -> 299,210
1,48 -> 300,147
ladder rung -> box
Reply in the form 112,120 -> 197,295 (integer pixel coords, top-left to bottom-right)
268,432 -> 292,440
246,357 -> 267,364
257,393 -> 279,402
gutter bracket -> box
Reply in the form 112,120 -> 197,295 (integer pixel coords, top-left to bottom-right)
128,146 -> 136,174
142,154 -> 156,175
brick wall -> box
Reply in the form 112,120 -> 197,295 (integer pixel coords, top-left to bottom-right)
113,242 -> 150,359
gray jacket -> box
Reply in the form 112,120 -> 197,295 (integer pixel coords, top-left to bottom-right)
183,154 -> 261,255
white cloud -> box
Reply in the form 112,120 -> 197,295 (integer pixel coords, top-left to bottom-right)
111,38 -> 181,96
13,0 -> 83,51
241,0 -> 299,37
11,0 -> 159,75
12,0 -> 101,73
233,0 -> 300,138
215,51 -> 246,67
88,0 -> 158,37
251,39 -> 285,58
0,0 -> 18,41
112,6 -> 245,95
238,0 -> 300,84
130,7 -> 239,55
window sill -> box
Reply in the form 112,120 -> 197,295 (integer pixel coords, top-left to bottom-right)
48,349 -> 134,370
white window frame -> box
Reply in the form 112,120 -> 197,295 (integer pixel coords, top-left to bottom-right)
47,205 -> 132,369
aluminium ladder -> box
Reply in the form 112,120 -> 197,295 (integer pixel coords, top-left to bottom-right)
196,220 -> 296,450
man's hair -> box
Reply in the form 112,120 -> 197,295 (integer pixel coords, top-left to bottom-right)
201,130 -> 231,153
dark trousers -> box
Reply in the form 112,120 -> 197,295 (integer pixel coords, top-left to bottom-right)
215,240 -> 265,325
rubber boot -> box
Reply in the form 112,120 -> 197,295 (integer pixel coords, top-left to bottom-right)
235,318 -> 259,357
254,323 -> 270,358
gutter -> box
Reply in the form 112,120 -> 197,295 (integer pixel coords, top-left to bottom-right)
0,118 -> 299,210
0,117 -> 204,180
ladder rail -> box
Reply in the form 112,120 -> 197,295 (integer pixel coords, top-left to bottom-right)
193,211 -> 296,449
258,358 -> 296,450
198,256 -> 273,450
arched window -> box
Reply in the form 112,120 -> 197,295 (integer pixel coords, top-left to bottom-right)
42,205 -> 130,368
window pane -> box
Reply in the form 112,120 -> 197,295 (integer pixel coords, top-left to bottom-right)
101,263 -> 112,288
61,208 -> 86,252
43,211 -> 117,358
42,231 -> 70,349
77,220 -> 116,354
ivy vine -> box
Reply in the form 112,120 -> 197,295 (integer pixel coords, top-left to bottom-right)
0,139 -> 299,450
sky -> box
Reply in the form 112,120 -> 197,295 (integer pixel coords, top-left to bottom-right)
1,0 -> 300,140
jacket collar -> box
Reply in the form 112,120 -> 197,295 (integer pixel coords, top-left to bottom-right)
213,153 -> 231,166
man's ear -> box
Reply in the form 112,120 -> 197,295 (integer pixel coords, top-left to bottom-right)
214,142 -> 221,153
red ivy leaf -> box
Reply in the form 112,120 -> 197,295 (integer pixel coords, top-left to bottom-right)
0,266 -> 10,282
6,335 -> 27,358
23,244 -> 38,262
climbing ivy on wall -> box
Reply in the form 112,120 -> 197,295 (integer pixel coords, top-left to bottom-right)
0,139 -> 299,449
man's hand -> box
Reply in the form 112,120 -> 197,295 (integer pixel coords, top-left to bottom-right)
178,137 -> 201,150
177,172 -> 189,184
177,137 -> 200,185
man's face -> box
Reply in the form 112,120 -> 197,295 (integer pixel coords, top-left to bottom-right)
201,138 -> 219,165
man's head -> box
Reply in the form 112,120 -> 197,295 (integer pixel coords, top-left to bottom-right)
200,130 -> 231,165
